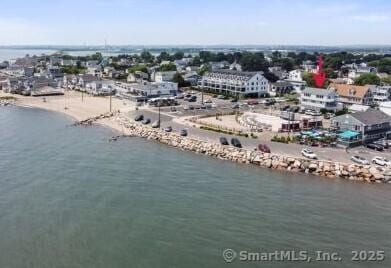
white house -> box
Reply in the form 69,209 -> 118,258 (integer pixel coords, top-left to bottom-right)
85,80 -> 115,96
153,71 -> 176,82
288,69 -> 303,81
300,87 -> 339,112
198,70 -> 269,97
372,86 -> 391,103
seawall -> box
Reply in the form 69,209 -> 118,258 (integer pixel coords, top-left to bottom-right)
114,116 -> 391,184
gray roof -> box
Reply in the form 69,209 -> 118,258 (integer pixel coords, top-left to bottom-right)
302,87 -> 335,96
350,109 -> 391,125
209,69 -> 260,77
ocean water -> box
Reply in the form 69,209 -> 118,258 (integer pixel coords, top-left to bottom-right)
0,106 -> 390,268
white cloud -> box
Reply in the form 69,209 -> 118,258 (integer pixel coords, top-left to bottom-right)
351,14 -> 390,22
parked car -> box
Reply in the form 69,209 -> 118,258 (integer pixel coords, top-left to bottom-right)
142,118 -> 151,125
217,95 -> 228,100
351,155 -> 369,165
231,138 -> 242,148
170,106 -> 177,112
164,126 -> 172,132
292,106 -> 300,113
372,156 -> 391,167
281,105 -> 290,111
373,139 -> 389,149
258,144 -> 271,153
188,95 -> 197,102
301,148 -> 317,159
247,100 -> 259,106
219,137 -> 229,145
151,120 -> 160,128
134,114 -> 144,121
180,129 -> 188,136
175,94 -> 184,99
231,103 -> 240,109
366,143 -> 384,151
231,98 -> 238,103
305,110 -> 321,116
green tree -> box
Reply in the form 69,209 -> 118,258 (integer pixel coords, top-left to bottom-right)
157,52 -> 172,62
173,51 -> 184,60
240,52 -> 269,72
172,72 -> 189,87
302,72 -> 316,87
354,73 -> 381,86
128,64 -> 148,74
198,64 -> 211,76
140,50 -> 154,63
159,63 -> 177,72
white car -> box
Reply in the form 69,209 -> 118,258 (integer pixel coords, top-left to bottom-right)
351,155 -> 369,165
372,156 -> 391,167
301,148 -> 317,159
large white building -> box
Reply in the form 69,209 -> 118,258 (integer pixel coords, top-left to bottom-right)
300,87 -> 339,112
153,71 -> 176,82
198,70 -> 269,97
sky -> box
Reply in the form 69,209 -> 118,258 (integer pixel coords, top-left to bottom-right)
0,0 -> 391,46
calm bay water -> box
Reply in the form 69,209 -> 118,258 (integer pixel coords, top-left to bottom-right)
0,106 -> 390,268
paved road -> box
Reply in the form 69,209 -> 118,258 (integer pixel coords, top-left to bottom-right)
128,109 -> 391,166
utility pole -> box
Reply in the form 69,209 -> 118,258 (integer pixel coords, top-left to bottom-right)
109,95 -> 112,112
158,101 -> 161,127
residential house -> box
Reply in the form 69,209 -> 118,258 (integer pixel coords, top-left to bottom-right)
328,83 -> 374,107
127,71 -> 149,83
198,70 -> 269,98
269,80 -> 294,96
115,81 -> 178,100
300,87 -> 339,112
347,63 -> 377,80
183,72 -> 200,86
332,109 -> 391,145
229,62 -> 242,72
372,86 -> 391,103
85,80 -> 115,96
153,71 -> 176,82
288,69 -> 302,81
185,66 -> 200,73
301,60 -> 317,73
268,66 -> 288,80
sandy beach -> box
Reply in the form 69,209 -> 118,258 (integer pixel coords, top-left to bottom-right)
1,91 -> 136,132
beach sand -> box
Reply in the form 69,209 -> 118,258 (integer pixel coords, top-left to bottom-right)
1,91 -> 136,133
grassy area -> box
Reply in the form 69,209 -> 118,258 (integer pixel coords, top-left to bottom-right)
0,96 -> 17,100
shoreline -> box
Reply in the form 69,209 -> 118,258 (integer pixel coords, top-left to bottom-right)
2,92 -> 390,184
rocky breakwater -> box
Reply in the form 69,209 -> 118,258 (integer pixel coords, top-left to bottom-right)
116,116 -> 391,184
74,112 -> 118,126
0,98 -> 16,106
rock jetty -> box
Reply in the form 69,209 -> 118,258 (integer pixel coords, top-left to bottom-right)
114,116 -> 391,184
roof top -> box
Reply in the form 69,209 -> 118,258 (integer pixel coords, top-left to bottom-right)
329,83 -> 373,99
350,109 -> 391,125
302,87 -> 335,96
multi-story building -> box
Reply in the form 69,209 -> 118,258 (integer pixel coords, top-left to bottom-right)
300,87 -> 339,112
153,71 -> 176,82
198,70 -> 269,98
269,80 -> 294,96
332,109 -> 391,145
372,86 -> 391,103
328,83 -> 374,107
288,69 -> 302,81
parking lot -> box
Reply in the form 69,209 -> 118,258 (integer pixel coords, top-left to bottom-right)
129,106 -> 391,167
